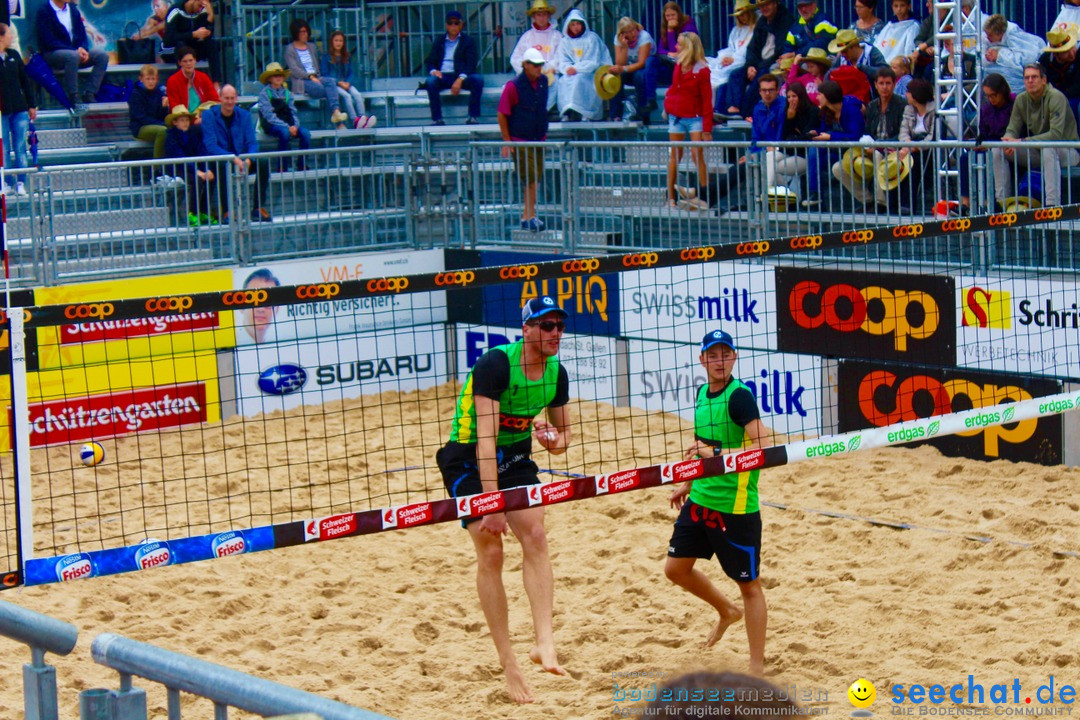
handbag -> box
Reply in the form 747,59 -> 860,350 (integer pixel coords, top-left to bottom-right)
117,21 -> 157,64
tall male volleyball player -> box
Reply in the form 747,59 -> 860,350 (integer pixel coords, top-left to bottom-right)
436,296 -> 571,704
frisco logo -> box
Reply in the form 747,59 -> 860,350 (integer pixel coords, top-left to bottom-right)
383,503 -> 433,530
596,470 -> 640,495
55,553 -> 95,582
135,541 -> 172,570
725,448 -> 766,472
527,481 -> 575,506
660,459 -> 704,484
306,514 -> 358,541
211,531 -> 247,557
457,491 -> 505,518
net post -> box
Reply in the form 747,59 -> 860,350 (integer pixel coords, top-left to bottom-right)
9,308 -> 34,567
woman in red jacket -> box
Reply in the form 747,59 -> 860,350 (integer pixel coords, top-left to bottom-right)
663,31 -> 712,209
166,46 -> 219,121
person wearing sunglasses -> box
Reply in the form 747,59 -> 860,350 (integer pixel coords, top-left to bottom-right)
423,10 -> 484,125
436,295 -> 571,704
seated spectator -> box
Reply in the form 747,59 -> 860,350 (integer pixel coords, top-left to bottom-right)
646,0 -> 697,119
993,63 -> 1080,208
201,84 -> 273,222
1039,24 -> 1080,120
959,72 -> 1014,211
909,0 -> 946,79
850,0 -> 885,45
132,0 -> 168,44
1054,0 -> 1080,33
555,9 -> 611,122
166,46 -> 219,117
873,0 -> 918,63
833,66 -> 906,206
767,80 -> 819,192
609,17 -> 654,122
424,10 -> 483,126
322,30 -> 375,129
783,0 -> 838,59
890,54 -> 912,96
162,0 -> 220,84
509,0 -> 560,112
710,0 -> 755,121
128,64 -> 169,157
729,0 -> 795,116
803,79 -> 865,207
164,105 -> 218,226
284,19 -> 347,127
829,28 -> 888,86
257,62 -> 311,169
36,0 -> 109,106
786,47 -> 830,104
0,22 -> 35,196
663,32 -> 712,209
983,14 -> 1043,93
498,48 -> 550,232
892,76 -> 936,210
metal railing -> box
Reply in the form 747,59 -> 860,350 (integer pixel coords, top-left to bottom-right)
0,598 -> 79,720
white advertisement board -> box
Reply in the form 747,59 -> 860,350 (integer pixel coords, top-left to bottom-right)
231,249 -> 446,346
618,262 -> 777,349
956,276 -> 1080,379
235,325 -> 448,417
627,339 -> 823,438
457,325 -> 618,404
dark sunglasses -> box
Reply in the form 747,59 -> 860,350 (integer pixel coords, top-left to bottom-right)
447,19 -> 463,25
530,320 -> 565,333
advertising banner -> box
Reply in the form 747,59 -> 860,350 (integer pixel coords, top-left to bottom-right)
456,325 -> 618,404
626,339 -> 823,438
231,249 -> 446,346
33,269 -> 234,370
619,262 -> 776,349
234,325 -> 447,417
956,276 -> 1080,380
776,266 -> 955,366
837,360 -> 1062,465
1,291 -> 38,374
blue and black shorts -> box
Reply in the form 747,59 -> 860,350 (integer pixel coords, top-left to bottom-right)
667,501 -> 762,582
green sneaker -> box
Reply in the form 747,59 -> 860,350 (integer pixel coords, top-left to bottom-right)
187,212 -> 202,227
198,213 -> 212,225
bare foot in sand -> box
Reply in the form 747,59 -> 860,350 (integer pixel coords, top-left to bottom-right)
529,645 -> 567,676
505,664 -> 534,704
705,606 -> 744,648
749,660 -> 765,676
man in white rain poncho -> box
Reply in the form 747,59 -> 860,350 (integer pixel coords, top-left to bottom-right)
554,9 -> 611,121
873,0 -> 919,63
1054,0 -> 1080,33
510,0 -> 561,111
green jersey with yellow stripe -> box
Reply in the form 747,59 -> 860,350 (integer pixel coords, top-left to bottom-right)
689,379 -> 760,514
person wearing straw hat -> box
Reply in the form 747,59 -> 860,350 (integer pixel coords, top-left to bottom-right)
164,104 -> 219,227
609,16 -> 654,122
786,46 -> 830,103
423,10 -> 484,126
874,145 -> 912,204
727,0 -> 795,117
1038,24 -> 1080,119
710,0 -> 757,118
499,47 -> 550,232
510,0 -> 561,111
257,61 -> 311,171
828,28 -> 887,85
994,63 -> 1080,209
832,66 -> 906,206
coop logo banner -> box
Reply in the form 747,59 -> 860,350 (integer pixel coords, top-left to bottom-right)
777,267 -> 955,365
235,326 -> 446,417
478,251 -> 619,337
837,360 -> 1062,465
232,249 -> 446,346
956,277 -> 1080,378
457,325 -> 617,403
620,263 -> 777,347
626,339 -> 822,437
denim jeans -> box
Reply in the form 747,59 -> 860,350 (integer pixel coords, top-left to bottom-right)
43,48 -> 108,102
298,77 -> 340,114
1,111 -> 30,185
335,85 -> 367,121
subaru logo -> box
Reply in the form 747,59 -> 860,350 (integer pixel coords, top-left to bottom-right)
258,364 -> 308,396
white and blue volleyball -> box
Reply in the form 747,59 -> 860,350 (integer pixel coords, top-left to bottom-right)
80,442 -> 105,467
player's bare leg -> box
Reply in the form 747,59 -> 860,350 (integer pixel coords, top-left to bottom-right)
468,522 -> 534,703
738,578 -> 767,675
664,556 -> 744,647
507,506 -> 566,677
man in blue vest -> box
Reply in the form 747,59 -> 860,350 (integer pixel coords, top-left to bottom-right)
498,47 -> 549,233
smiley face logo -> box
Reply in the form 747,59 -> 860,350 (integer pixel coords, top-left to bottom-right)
848,678 -> 876,709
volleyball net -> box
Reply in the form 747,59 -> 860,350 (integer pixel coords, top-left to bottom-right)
2,205 -> 1079,588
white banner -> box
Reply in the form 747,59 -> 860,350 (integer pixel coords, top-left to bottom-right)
231,249 -> 446,346
626,339 -> 822,437
618,263 -> 777,349
956,276 -> 1080,379
235,326 -> 447,417
456,325 -> 618,404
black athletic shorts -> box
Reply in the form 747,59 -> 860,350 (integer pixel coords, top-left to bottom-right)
667,500 -> 762,582
436,440 -> 540,526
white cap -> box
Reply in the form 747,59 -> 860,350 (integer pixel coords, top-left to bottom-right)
522,48 -> 546,66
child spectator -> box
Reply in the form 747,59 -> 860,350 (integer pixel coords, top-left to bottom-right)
890,55 -> 912,96
164,104 -> 218,226
128,64 -> 169,157
874,0 -> 919,63
322,30 -> 375,129
257,62 -> 311,170
787,46 -> 830,104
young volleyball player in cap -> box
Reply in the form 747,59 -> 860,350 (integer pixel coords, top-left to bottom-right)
664,329 -> 771,675
436,295 -> 572,703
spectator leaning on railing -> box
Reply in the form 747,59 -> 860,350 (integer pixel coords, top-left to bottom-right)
201,85 -> 273,223
423,10 -> 484,126
0,22 -> 36,197
36,0 -> 109,106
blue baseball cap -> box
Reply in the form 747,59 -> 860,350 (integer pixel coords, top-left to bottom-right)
700,329 -> 736,353
446,10 -> 463,21
522,296 -> 568,323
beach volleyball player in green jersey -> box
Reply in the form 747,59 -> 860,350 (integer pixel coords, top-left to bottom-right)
665,329 -> 771,676
436,296 -> 571,704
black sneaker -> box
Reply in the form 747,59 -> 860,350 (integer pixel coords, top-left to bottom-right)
801,193 -> 820,208
465,117 -> 479,125
432,119 -> 446,126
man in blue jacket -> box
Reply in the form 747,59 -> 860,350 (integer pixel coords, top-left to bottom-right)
36,0 -> 109,105
782,0 -> 838,58
424,10 -> 484,125
201,85 -> 273,222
